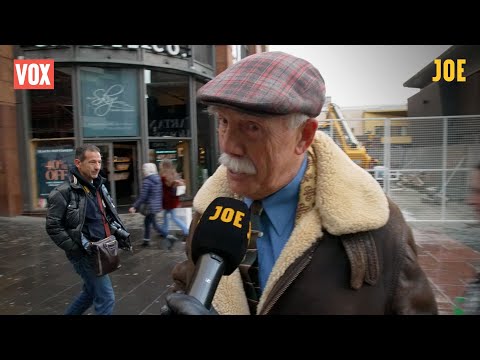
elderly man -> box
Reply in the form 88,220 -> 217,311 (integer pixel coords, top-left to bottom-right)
164,51 -> 438,315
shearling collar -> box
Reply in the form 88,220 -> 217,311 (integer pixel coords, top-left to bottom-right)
193,131 -> 389,314
193,131 -> 389,236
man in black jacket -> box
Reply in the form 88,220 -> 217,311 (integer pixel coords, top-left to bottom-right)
46,144 -> 129,315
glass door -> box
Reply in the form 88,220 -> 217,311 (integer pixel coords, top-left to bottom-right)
112,142 -> 137,210
93,143 -> 116,205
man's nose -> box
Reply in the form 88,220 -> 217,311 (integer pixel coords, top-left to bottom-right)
221,126 -> 244,156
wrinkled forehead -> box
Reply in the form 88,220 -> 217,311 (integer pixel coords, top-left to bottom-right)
81,150 -> 101,161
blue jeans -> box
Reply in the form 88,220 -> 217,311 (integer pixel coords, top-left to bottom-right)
161,209 -> 189,236
65,255 -> 115,315
144,213 -> 167,240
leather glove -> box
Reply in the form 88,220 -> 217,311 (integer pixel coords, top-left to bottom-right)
160,292 -> 218,315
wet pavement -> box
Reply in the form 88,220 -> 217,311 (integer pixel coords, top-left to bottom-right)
0,211 -> 479,315
0,211 -> 189,315
411,222 -> 480,315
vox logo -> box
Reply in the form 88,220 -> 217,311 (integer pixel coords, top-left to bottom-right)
14,59 -> 54,89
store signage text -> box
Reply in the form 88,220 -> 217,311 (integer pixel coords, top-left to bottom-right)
149,118 -> 188,137
45,160 -> 68,181
34,45 -> 189,58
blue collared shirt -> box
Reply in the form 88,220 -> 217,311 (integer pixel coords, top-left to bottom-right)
244,155 -> 307,292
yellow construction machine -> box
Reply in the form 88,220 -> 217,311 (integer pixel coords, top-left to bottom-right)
317,103 -> 377,170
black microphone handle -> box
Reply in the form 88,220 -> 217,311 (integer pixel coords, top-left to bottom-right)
187,252 -> 226,309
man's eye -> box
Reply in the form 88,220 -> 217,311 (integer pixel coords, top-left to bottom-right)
217,118 -> 228,128
247,123 -> 260,131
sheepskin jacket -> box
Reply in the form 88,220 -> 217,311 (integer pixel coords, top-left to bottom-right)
171,132 -> 438,315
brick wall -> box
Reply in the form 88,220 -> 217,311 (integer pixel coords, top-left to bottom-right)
0,45 -> 22,216
215,45 -> 268,75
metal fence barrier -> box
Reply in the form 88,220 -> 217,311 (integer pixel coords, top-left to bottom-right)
321,115 -> 480,222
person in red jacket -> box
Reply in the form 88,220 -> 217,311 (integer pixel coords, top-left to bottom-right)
160,159 -> 189,246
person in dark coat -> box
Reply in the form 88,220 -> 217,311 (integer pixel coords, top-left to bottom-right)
46,144 -> 130,315
163,51 -> 438,315
129,163 -> 167,247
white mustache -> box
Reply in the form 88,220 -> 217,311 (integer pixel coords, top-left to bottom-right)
219,153 -> 256,175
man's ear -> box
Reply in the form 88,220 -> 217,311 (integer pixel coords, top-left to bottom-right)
74,158 -> 81,168
295,118 -> 318,155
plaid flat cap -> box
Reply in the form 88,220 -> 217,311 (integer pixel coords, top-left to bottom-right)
197,51 -> 326,117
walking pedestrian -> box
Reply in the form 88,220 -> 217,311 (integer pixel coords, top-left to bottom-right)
46,144 -> 130,315
160,159 -> 189,248
129,163 -> 167,247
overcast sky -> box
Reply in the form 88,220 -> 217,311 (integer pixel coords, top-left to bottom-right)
268,45 -> 451,108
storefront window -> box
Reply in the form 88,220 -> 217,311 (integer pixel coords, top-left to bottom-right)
30,67 -> 73,139
149,140 -> 192,198
231,45 -> 250,64
146,70 -> 191,197
33,140 -> 75,209
80,67 -> 140,137
146,70 -> 190,137
196,81 -> 217,186
29,67 -> 75,209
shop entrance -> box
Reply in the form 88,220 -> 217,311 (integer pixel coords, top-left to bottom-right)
93,141 -> 138,212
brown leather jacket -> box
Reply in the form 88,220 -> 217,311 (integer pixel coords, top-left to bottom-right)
171,134 -> 438,315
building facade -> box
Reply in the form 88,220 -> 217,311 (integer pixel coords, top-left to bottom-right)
0,45 -> 267,216
404,45 -> 480,147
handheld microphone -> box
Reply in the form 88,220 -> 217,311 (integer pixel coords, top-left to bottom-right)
187,197 -> 251,309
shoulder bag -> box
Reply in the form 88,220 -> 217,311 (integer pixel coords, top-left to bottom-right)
90,235 -> 121,276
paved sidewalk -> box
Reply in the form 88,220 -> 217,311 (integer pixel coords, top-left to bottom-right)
0,211 -> 189,315
412,223 -> 480,315
0,212 -> 478,315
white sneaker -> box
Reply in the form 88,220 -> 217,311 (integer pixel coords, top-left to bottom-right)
166,234 -> 178,242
